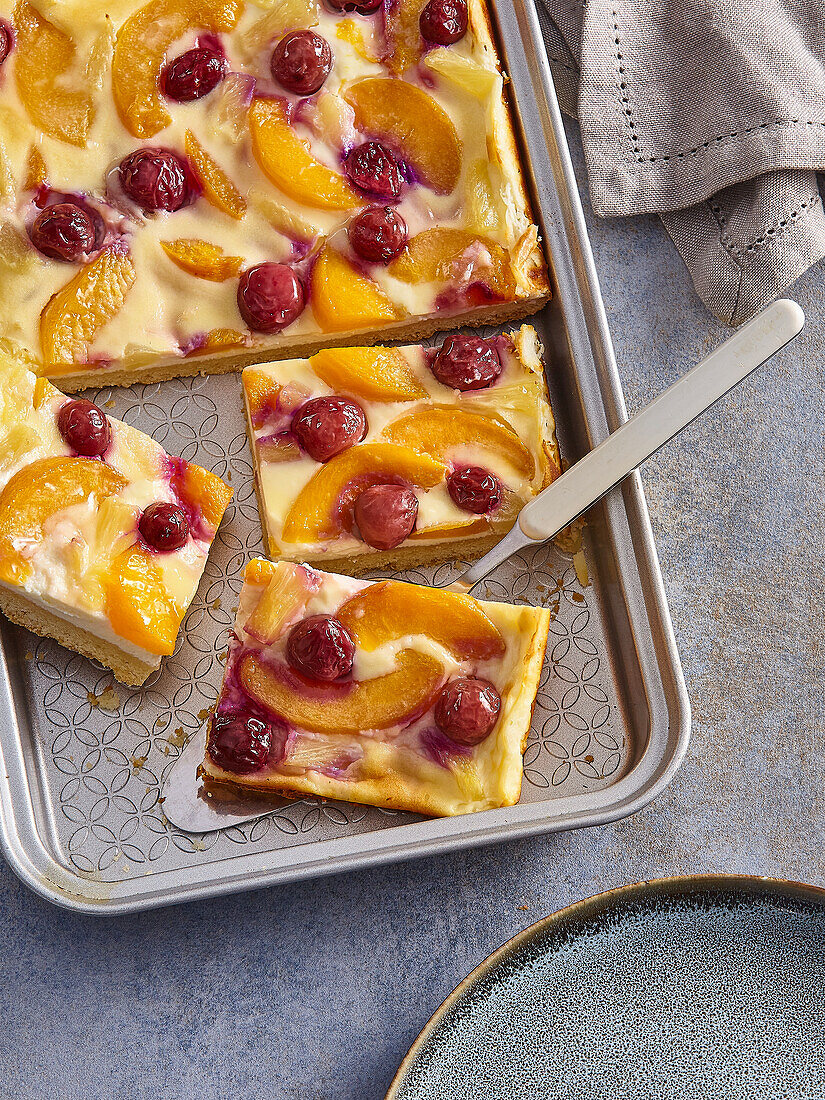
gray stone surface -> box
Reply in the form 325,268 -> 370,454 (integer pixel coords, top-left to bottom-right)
0,123 -> 822,1099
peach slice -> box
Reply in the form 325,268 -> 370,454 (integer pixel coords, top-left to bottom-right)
23,145 -> 47,190
40,248 -> 136,365
381,406 -> 534,478
238,648 -> 444,735
337,580 -> 505,661
383,0 -> 428,75
309,346 -> 426,402
113,0 -> 244,138
0,457 -> 126,585
13,2 -> 95,147
170,460 -> 232,534
310,246 -> 403,333
244,368 -> 281,420
104,546 -> 183,657
244,561 -> 311,645
388,228 -> 515,298
249,97 -> 361,212
185,131 -> 247,220
335,18 -> 380,63
280,442 -> 444,544
343,78 -> 461,194
160,239 -> 244,281
200,328 -> 249,351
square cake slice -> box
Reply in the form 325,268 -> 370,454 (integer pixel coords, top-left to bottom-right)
0,0 -> 548,390
201,559 -> 550,816
0,352 -> 232,685
243,325 -> 560,574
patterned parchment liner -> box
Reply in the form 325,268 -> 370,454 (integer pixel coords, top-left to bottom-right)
13,371 -> 628,881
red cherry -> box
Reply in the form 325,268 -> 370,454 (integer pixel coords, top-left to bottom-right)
430,334 -> 502,391
237,263 -> 306,332
344,142 -> 405,201
348,206 -> 407,263
56,399 -> 111,457
419,0 -> 468,44
208,713 -> 274,774
161,46 -> 226,102
292,396 -> 367,462
324,0 -> 382,12
29,203 -> 96,262
118,148 -> 199,213
435,677 -> 501,745
0,20 -> 14,65
286,615 -> 355,681
354,484 -> 418,549
447,465 -> 502,513
271,31 -> 333,95
139,501 -> 190,551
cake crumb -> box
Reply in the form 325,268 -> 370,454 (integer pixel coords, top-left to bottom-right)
24,651 -> 33,661
104,399 -> 116,409
517,905 -> 528,911
197,708 -> 210,722
87,684 -> 120,711
130,754 -> 147,771
573,548 -> 590,589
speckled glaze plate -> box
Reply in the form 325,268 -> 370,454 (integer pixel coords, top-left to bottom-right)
387,876 -> 825,1100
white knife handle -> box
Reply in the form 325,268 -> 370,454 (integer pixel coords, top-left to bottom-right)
517,298 -> 804,542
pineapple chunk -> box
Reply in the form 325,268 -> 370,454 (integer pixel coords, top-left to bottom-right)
209,73 -> 256,144
464,159 -> 502,237
249,189 -> 320,242
0,224 -> 35,272
244,561 -> 310,644
423,48 -> 499,98
450,755 -> 485,801
76,496 -> 139,612
0,424 -> 41,474
238,0 -> 318,59
281,736 -> 363,773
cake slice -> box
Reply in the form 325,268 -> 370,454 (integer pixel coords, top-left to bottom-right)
243,325 -> 560,574
201,558 -> 550,816
0,351 -> 232,685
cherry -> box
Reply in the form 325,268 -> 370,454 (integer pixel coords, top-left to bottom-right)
430,334 -> 502,390
118,148 -> 199,213
0,20 -> 13,66
354,484 -> 418,549
29,203 -> 96,263
286,615 -> 355,681
348,206 -> 407,263
237,263 -> 305,332
139,501 -> 190,551
344,142 -> 404,201
292,396 -> 367,462
435,677 -> 501,745
161,46 -> 226,102
271,31 -> 333,95
208,712 -> 274,774
447,465 -> 502,513
324,0 -> 383,12
419,0 -> 468,44
56,399 -> 111,457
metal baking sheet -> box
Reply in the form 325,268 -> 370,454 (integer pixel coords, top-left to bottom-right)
0,0 -> 690,913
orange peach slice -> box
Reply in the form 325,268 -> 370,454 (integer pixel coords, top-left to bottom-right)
383,0 -> 428,75
200,328 -> 249,351
185,131 -> 247,220
113,0 -> 244,139
40,248 -> 136,365
170,461 -> 232,533
343,78 -> 461,194
13,2 -> 95,147
160,239 -> 244,281
388,228 -> 515,298
244,368 -> 281,420
23,144 -> 47,190
244,561 -> 311,645
309,346 -> 426,402
280,442 -> 444,544
381,406 -> 534,478
238,648 -> 444,735
249,97 -> 361,212
0,457 -> 126,585
337,580 -> 505,661
104,546 -> 183,657
310,246 -> 403,333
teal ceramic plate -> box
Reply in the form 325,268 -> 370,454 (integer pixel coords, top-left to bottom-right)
387,876 -> 825,1100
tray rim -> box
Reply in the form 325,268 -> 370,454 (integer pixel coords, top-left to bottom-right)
0,0 -> 691,913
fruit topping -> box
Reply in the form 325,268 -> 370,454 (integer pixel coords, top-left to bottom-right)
29,203 -> 96,263
310,346 -> 426,402
161,44 -> 226,102
382,406 -> 534,477
237,262 -> 306,332
185,131 -> 247,220
161,239 -> 243,281
245,561 -> 313,645
423,48 -> 497,99
169,457 -> 232,537
447,465 -> 502,513
335,17 -> 381,60
348,206 -> 407,263
250,189 -> 319,242
57,398 -> 111,456
344,78 -> 461,194
24,145 -> 47,191
118,148 -> 199,213
286,614 -> 356,680
384,0 -> 428,74
325,0 -> 382,12
271,30 -> 333,95
344,141 -> 404,201
139,501 -> 190,551
292,396 -> 367,462
104,546 -> 182,656
419,0 -> 467,44
249,97 -> 361,211
0,20 -> 13,65
208,713 -> 276,774
310,245 -> 403,332
354,484 -> 417,549
40,248 -> 137,364
430,334 -> 502,390
388,228 -> 514,297
435,677 -> 500,745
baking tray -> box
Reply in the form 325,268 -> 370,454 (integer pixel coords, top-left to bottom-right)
0,0 -> 690,913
